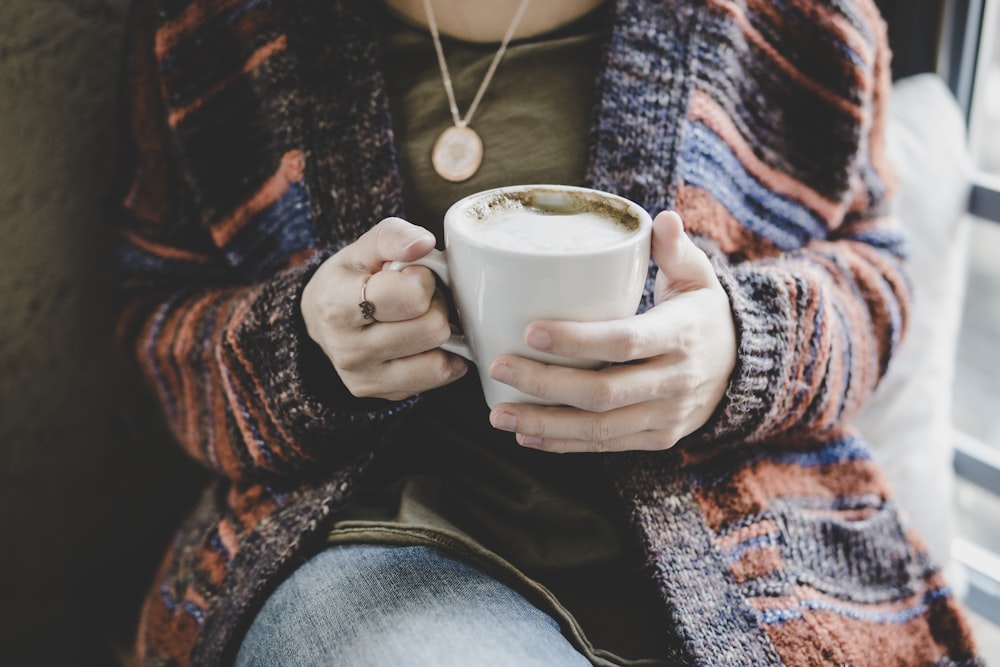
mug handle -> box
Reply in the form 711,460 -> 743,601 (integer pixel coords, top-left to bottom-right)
386,250 -> 474,362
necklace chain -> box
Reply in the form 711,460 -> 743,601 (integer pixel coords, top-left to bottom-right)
422,0 -> 533,129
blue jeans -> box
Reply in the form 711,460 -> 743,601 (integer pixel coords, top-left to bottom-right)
235,543 -> 594,666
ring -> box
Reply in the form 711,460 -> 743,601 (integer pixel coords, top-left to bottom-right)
359,280 -> 376,321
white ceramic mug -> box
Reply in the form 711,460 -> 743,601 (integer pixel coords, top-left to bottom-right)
390,184 -> 652,408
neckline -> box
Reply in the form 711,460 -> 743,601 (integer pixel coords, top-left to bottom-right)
378,1 -> 610,47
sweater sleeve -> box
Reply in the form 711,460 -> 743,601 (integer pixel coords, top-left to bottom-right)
114,0 -> 410,484
688,0 -> 909,446
701,214 -> 909,445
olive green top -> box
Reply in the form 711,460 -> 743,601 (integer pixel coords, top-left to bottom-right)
380,3 -> 602,243
327,7 -> 671,665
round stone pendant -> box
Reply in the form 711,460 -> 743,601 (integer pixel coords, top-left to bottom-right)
431,125 -> 483,182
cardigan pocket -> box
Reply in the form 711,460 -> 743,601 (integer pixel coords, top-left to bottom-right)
771,495 -> 927,603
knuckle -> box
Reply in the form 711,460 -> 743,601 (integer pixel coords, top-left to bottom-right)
426,311 -> 452,345
616,327 -> 646,362
335,348 -> 367,372
430,350 -> 457,381
526,374 -> 548,398
346,378 -> 375,398
588,381 -> 621,412
675,329 -> 697,356
399,276 -> 435,317
308,287 -> 340,322
592,438 -> 616,453
680,368 -> 705,393
660,426 -> 683,449
588,417 -> 615,444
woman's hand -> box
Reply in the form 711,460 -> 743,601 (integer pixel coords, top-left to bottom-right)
301,217 -> 468,401
487,211 -> 736,453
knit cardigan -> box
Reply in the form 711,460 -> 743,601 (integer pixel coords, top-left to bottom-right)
117,0 -> 983,664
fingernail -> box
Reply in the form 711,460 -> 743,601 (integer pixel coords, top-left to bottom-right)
518,434 -> 543,448
490,362 -> 515,385
526,327 -> 550,351
491,411 -> 517,431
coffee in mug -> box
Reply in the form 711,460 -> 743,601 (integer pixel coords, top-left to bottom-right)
390,184 -> 652,408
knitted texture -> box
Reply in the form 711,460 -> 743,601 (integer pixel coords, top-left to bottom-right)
116,0 -> 983,664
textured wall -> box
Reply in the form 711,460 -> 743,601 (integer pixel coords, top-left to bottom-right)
0,2 -> 201,664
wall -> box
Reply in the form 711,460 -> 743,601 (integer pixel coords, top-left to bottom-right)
0,2 -> 201,664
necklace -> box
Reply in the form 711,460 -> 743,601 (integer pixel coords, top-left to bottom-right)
423,0 -> 533,182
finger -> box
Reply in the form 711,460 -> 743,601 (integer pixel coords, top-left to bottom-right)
339,291 -> 454,368
347,349 -> 468,401
359,265 -> 437,324
516,429 -> 679,454
339,217 -> 437,272
651,211 -> 717,291
488,403 -> 680,453
521,306 -> 676,364
488,353 -> 692,412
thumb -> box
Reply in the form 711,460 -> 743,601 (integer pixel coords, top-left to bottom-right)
345,217 -> 436,271
651,211 -> 716,291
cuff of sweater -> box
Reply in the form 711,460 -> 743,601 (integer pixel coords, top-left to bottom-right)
693,254 -> 787,446
233,252 -> 413,468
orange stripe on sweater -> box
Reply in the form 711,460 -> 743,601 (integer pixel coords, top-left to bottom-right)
155,0 -> 250,60
675,184 -> 781,259
694,456 -> 890,532
688,90 -> 846,226
756,585 -> 969,666
224,319 -> 312,466
209,149 -> 305,247
212,289 -> 308,477
859,0 -> 897,197
124,230 -> 215,263
173,292 -> 220,459
748,0 -> 874,70
705,0 -> 863,120
167,35 -> 288,128
216,517 -> 240,557
729,545 -> 784,583
145,300 -> 191,450
228,484 -> 279,527
214,295 -> 273,471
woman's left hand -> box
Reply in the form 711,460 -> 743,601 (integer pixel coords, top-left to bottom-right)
487,211 -> 737,453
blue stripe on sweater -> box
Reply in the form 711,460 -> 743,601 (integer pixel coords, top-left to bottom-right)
723,531 -> 784,562
757,587 -> 953,626
768,435 -> 870,467
688,434 -> 872,490
678,121 -> 828,249
223,180 -> 314,280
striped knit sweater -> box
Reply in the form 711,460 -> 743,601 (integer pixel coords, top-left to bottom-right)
116,0 -> 983,664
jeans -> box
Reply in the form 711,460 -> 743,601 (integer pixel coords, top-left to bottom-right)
235,543 -> 594,666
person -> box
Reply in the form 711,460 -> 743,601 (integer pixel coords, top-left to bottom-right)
116,0 -> 984,664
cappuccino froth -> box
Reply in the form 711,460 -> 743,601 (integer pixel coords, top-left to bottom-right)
455,189 -> 640,253
469,208 -> 634,252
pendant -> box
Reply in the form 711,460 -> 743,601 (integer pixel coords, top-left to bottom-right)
431,125 -> 483,182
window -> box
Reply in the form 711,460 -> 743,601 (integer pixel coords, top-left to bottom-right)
941,0 -> 1000,643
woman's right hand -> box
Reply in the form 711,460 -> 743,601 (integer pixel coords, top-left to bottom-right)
301,217 -> 468,401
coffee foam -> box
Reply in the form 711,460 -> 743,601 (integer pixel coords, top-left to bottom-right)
457,189 -> 639,252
